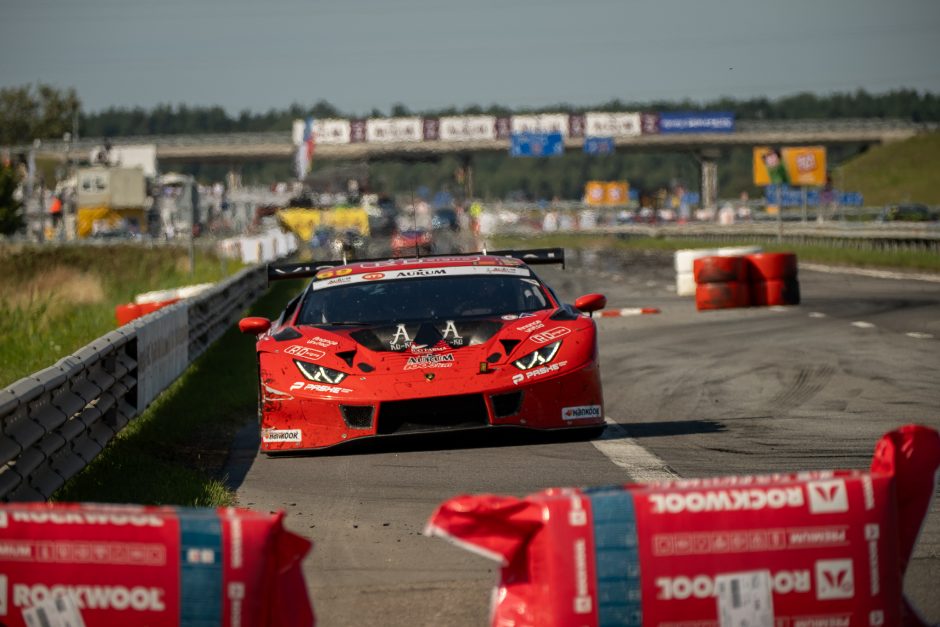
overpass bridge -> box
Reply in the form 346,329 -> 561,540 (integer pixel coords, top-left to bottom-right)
15,118 -> 926,163
8,118 -> 932,208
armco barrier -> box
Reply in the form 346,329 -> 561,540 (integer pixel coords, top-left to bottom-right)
0,265 -> 268,501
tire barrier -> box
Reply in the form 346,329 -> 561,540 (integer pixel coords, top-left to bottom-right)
0,265 -> 268,502
695,280 -> 751,310
675,246 -> 762,296
692,255 -> 750,284
0,503 -> 314,627
747,252 -> 799,282
752,278 -> 802,307
426,425 -> 940,627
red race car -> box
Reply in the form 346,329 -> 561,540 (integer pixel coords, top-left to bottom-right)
239,248 -> 607,453
391,228 -> 433,257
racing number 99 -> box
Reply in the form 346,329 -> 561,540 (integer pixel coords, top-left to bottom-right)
315,268 -> 354,280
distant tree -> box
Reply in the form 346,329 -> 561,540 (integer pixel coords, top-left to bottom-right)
390,102 -> 411,117
0,163 -> 24,236
0,84 -> 80,144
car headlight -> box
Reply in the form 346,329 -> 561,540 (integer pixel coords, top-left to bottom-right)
295,360 -> 347,384
512,341 -> 561,371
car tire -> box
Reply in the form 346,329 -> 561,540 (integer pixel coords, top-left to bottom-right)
746,253 -> 798,282
752,279 -> 801,306
695,281 -> 751,310
693,256 -> 749,283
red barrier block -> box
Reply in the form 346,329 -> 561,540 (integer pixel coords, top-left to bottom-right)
695,281 -> 751,310
693,256 -> 749,284
114,303 -> 142,326
427,425 -> 940,627
0,504 -> 314,627
747,252 -> 799,282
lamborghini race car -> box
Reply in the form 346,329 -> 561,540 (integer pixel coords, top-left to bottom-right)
238,248 -> 608,453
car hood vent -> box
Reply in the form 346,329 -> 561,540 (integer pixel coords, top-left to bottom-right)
349,319 -> 502,353
499,339 -> 521,356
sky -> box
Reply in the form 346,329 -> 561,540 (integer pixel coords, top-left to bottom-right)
1,0 -> 939,115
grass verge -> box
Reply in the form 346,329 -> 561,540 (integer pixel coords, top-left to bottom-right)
0,244 -> 244,388
490,233 -> 940,273
53,278 -> 305,506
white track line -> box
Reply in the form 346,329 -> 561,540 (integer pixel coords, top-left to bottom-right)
906,332 -> 934,339
851,321 -> 876,329
593,418 -> 680,482
801,263 -> 940,283
808,312 -> 827,318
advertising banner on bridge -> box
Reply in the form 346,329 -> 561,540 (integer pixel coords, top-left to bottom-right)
510,132 -> 564,157
292,118 -> 351,145
511,114 -> 570,137
438,116 -> 497,141
584,112 -> 642,137
641,112 -> 660,134
568,114 -> 586,138
754,146 -> 827,186
763,185 -> 862,207
365,117 -> 423,143
659,111 -> 735,133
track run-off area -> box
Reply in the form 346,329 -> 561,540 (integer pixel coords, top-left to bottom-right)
225,248 -> 940,626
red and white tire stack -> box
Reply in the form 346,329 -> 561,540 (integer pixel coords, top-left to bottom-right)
692,252 -> 800,311
748,252 -> 800,306
693,255 -> 752,310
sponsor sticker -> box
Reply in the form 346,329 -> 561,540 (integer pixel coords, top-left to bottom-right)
648,487 -> 804,514
561,405 -> 601,421
517,320 -> 545,333
284,345 -> 325,360
404,354 -> 455,370
501,314 -> 519,321
261,429 -> 302,443
362,273 -> 385,280
513,361 -> 568,385
307,336 -> 338,347
815,559 -> 855,600
289,382 -> 352,394
312,264 -> 530,290
531,327 -> 571,344
13,584 -> 167,612
715,570 -> 774,627
807,479 -> 849,514
656,570 -> 809,601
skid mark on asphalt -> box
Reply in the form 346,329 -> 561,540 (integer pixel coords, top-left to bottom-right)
769,365 -> 834,410
593,418 -> 680,482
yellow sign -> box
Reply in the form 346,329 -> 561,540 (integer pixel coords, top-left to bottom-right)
782,146 -> 827,186
753,146 -> 827,187
584,181 -> 629,206
277,207 -> 370,241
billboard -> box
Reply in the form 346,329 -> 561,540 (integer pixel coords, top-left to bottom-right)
439,116 -> 497,141
764,185 -> 863,207
584,181 -> 629,205
584,112 -> 642,138
583,137 -> 615,155
510,132 -> 564,157
754,146 -> 827,187
659,111 -> 735,133
365,117 -> 423,143
292,119 -> 351,145
511,114 -> 569,137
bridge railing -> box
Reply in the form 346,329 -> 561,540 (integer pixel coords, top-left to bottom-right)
0,265 -> 267,501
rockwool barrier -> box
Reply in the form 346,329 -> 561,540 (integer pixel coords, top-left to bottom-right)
426,425 -> 939,627
0,503 -> 314,627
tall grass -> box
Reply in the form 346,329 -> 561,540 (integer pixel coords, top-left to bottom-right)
54,279 -> 302,506
0,244 -> 243,387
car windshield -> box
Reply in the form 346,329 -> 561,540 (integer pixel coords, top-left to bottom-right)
297,275 -> 552,325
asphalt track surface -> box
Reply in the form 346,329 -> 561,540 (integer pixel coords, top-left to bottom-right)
228,246 -> 940,626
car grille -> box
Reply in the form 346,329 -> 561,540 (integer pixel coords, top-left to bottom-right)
340,405 -> 375,429
491,391 -> 523,418
377,394 -> 489,435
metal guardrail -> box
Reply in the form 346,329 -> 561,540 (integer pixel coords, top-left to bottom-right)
0,265 -> 267,501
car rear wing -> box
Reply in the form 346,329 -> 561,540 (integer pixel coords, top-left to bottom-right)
267,247 -> 566,282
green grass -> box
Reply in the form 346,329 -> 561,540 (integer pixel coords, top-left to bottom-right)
490,233 -> 940,273
54,278 -> 304,506
837,132 -> 940,206
0,244 -> 244,388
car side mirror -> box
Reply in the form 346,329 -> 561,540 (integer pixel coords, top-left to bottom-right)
239,317 -> 271,335
574,293 -> 607,314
